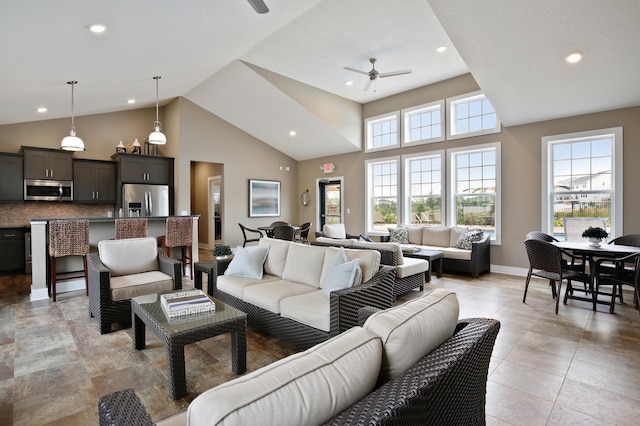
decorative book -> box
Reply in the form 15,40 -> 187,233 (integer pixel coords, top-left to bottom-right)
161,290 -> 215,318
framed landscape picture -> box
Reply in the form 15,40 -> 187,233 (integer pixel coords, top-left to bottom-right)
249,179 -> 280,217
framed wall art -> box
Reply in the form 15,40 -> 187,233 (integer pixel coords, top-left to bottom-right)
249,179 -> 280,217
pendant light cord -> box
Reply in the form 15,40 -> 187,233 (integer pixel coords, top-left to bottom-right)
153,76 -> 161,125
68,81 -> 77,132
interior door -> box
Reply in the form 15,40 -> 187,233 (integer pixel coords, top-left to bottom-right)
318,178 -> 343,231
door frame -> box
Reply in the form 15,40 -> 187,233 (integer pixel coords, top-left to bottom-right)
316,176 -> 344,233
207,175 -> 222,249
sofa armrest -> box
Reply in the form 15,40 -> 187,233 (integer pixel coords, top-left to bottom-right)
329,265 -> 395,333
358,306 -> 382,326
158,253 -> 183,290
88,252 -> 113,306
324,318 -> 500,425
98,388 -> 155,426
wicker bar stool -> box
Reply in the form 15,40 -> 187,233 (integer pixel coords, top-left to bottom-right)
115,218 -> 148,239
160,217 -> 193,279
48,219 -> 90,302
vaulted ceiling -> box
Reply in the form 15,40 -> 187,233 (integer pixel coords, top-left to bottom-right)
2,0 -> 638,160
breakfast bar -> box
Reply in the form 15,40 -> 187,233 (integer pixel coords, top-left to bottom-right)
28,215 -> 199,301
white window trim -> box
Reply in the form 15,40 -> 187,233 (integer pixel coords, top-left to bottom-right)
401,100 -> 445,147
541,127 -> 623,237
446,90 -> 501,140
447,142 -> 501,245
365,111 -> 400,153
365,155 -> 401,235
402,150 -> 446,225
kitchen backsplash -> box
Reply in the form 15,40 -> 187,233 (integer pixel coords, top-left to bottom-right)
0,203 -> 115,227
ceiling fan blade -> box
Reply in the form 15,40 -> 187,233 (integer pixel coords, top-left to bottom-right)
344,67 -> 370,76
247,0 -> 269,14
363,79 -> 373,92
379,69 -> 412,78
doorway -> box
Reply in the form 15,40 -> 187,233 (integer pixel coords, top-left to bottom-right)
208,176 -> 222,247
317,177 -> 343,231
190,161 -> 223,250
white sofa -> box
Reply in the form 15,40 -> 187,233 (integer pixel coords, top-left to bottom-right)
99,289 -> 502,426
213,238 -> 396,349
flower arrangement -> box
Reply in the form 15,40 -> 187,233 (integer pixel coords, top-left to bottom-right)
212,244 -> 232,258
581,226 -> 608,240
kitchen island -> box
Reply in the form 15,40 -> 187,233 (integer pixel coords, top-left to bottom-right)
29,215 -> 199,301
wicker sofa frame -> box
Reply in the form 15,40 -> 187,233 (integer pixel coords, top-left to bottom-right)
98,318 -> 500,426
88,252 -> 182,334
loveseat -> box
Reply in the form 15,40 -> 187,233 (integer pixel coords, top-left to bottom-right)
213,238 -> 396,349
98,289 -> 501,426
88,237 -> 182,334
384,226 -> 491,278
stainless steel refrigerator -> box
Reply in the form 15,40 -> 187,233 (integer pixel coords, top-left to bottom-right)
122,184 -> 170,217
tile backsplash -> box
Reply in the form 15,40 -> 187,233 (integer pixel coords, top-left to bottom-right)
0,202 -> 115,227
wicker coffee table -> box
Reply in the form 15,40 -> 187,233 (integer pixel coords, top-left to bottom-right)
403,249 -> 444,282
131,291 -> 247,400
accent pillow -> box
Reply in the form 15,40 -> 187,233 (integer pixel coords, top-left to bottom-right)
388,227 -> 409,244
456,228 -> 484,250
322,247 -> 362,298
224,245 -> 270,279
359,235 -> 374,242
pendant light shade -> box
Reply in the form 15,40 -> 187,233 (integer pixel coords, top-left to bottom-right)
60,81 -> 85,151
148,76 -> 166,145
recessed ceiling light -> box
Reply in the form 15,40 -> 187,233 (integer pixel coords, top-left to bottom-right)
565,52 -> 583,64
436,45 -> 447,53
344,80 -> 354,86
88,24 -> 106,33
127,99 -> 136,104
289,130 -> 297,137
36,107 -> 47,113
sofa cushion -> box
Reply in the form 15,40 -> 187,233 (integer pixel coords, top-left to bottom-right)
343,248 -> 380,284
186,327 -> 382,426
323,223 -> 347,239
396,257 -> 429,279
449,227 -> 466,247
407,226 -> 424,245
315,236 -> 355,246
281,290 -> 330,332
259,238 -> 291,277
98,237 -> 159,277
282,244 -> 327,288
422,226 -> 451,247
243,280 -> 317,314
388,227 -> 409,244
322,248 -> 361,299
216,274 -> 280,299
224,245 -> 270,279
110,271 -> 174,301
352,241 -> 404,265
364,289 -> 459,384
456,228 -> 484,250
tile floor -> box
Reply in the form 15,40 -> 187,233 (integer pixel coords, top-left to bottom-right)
1,261 -> 639,425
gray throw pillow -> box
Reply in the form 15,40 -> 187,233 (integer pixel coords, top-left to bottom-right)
388,227 -> 409,244
456,228 -> 484,250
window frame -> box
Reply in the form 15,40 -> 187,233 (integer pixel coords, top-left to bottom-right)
402,150 -> 446,226
447,142 -> 501,244
541,127 -> 623,238
365,156 -> 401,235
364,111 -> 400,153
401,100 -> 445,147
446,91 -> 501,140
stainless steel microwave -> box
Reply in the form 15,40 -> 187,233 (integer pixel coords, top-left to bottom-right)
24,179 -> 73,201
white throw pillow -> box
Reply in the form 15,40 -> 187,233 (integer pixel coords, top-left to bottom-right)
323,223 -> 347,239
322,247 -> 361,298
224,245 -> 269,279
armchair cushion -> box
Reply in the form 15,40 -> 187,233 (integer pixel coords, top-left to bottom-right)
98,237 -> 159,277
110,271 -> 174,302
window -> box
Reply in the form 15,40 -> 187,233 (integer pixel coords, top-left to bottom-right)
402,100 -> 445,146
403,151 -> 445,226
542,127 -> 623,239
366,157 -> 400,233
448,143 -> 501,243
365,112 -> 400,153
447,91 -> 500,139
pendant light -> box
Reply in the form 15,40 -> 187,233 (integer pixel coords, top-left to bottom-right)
60,81 -> 85,151
148,75 -> 166,145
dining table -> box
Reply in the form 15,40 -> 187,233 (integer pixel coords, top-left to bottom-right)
258,224 -> 299,238
553,241 -> 640,311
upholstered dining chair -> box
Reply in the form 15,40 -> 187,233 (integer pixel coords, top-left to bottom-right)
160,217 -> 193,280
239,223 -> 263,247
115,218 -> 147,239
295,222 -> 312,244
48,219 -> 90,302
272,225 -> 296,241
523,238 -> 590,314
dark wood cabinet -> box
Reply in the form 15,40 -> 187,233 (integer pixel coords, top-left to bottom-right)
23,147 -> 73,180
73,160 -> 116,203
0,228 -> 25,273
113,154 -> 173,185
0,153 -> 24,201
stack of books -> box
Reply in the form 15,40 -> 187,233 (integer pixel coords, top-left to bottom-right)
160,289 -> 216,319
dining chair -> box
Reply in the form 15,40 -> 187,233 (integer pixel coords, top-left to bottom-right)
295,222 -> 312,244
592,234 -> 640,309
593,253 -> 640,313
563,217 -> 607,242
239,223 -> 263,247
272,225 -> 296,241
523,239 -> 590,314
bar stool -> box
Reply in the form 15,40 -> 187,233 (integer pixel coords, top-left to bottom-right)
48,219 -> 90,302
160,217 -> 193,279
115,218 -> 148,239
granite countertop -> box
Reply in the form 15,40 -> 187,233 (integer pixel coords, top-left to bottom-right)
29,215 -> 200,224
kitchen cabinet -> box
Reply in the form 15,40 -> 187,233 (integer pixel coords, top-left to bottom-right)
0,153 -> 24,201
0,228 -> 25,273
23,146 -> 73,180
73,160 -> 116,203
112,154 -> 174,185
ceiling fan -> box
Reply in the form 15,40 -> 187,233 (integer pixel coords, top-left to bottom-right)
247,0 -> 269,14
344,58 -> 412,91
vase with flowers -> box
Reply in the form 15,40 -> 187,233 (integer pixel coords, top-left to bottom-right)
212,244 -> 232,260
581,226 -> 608,247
